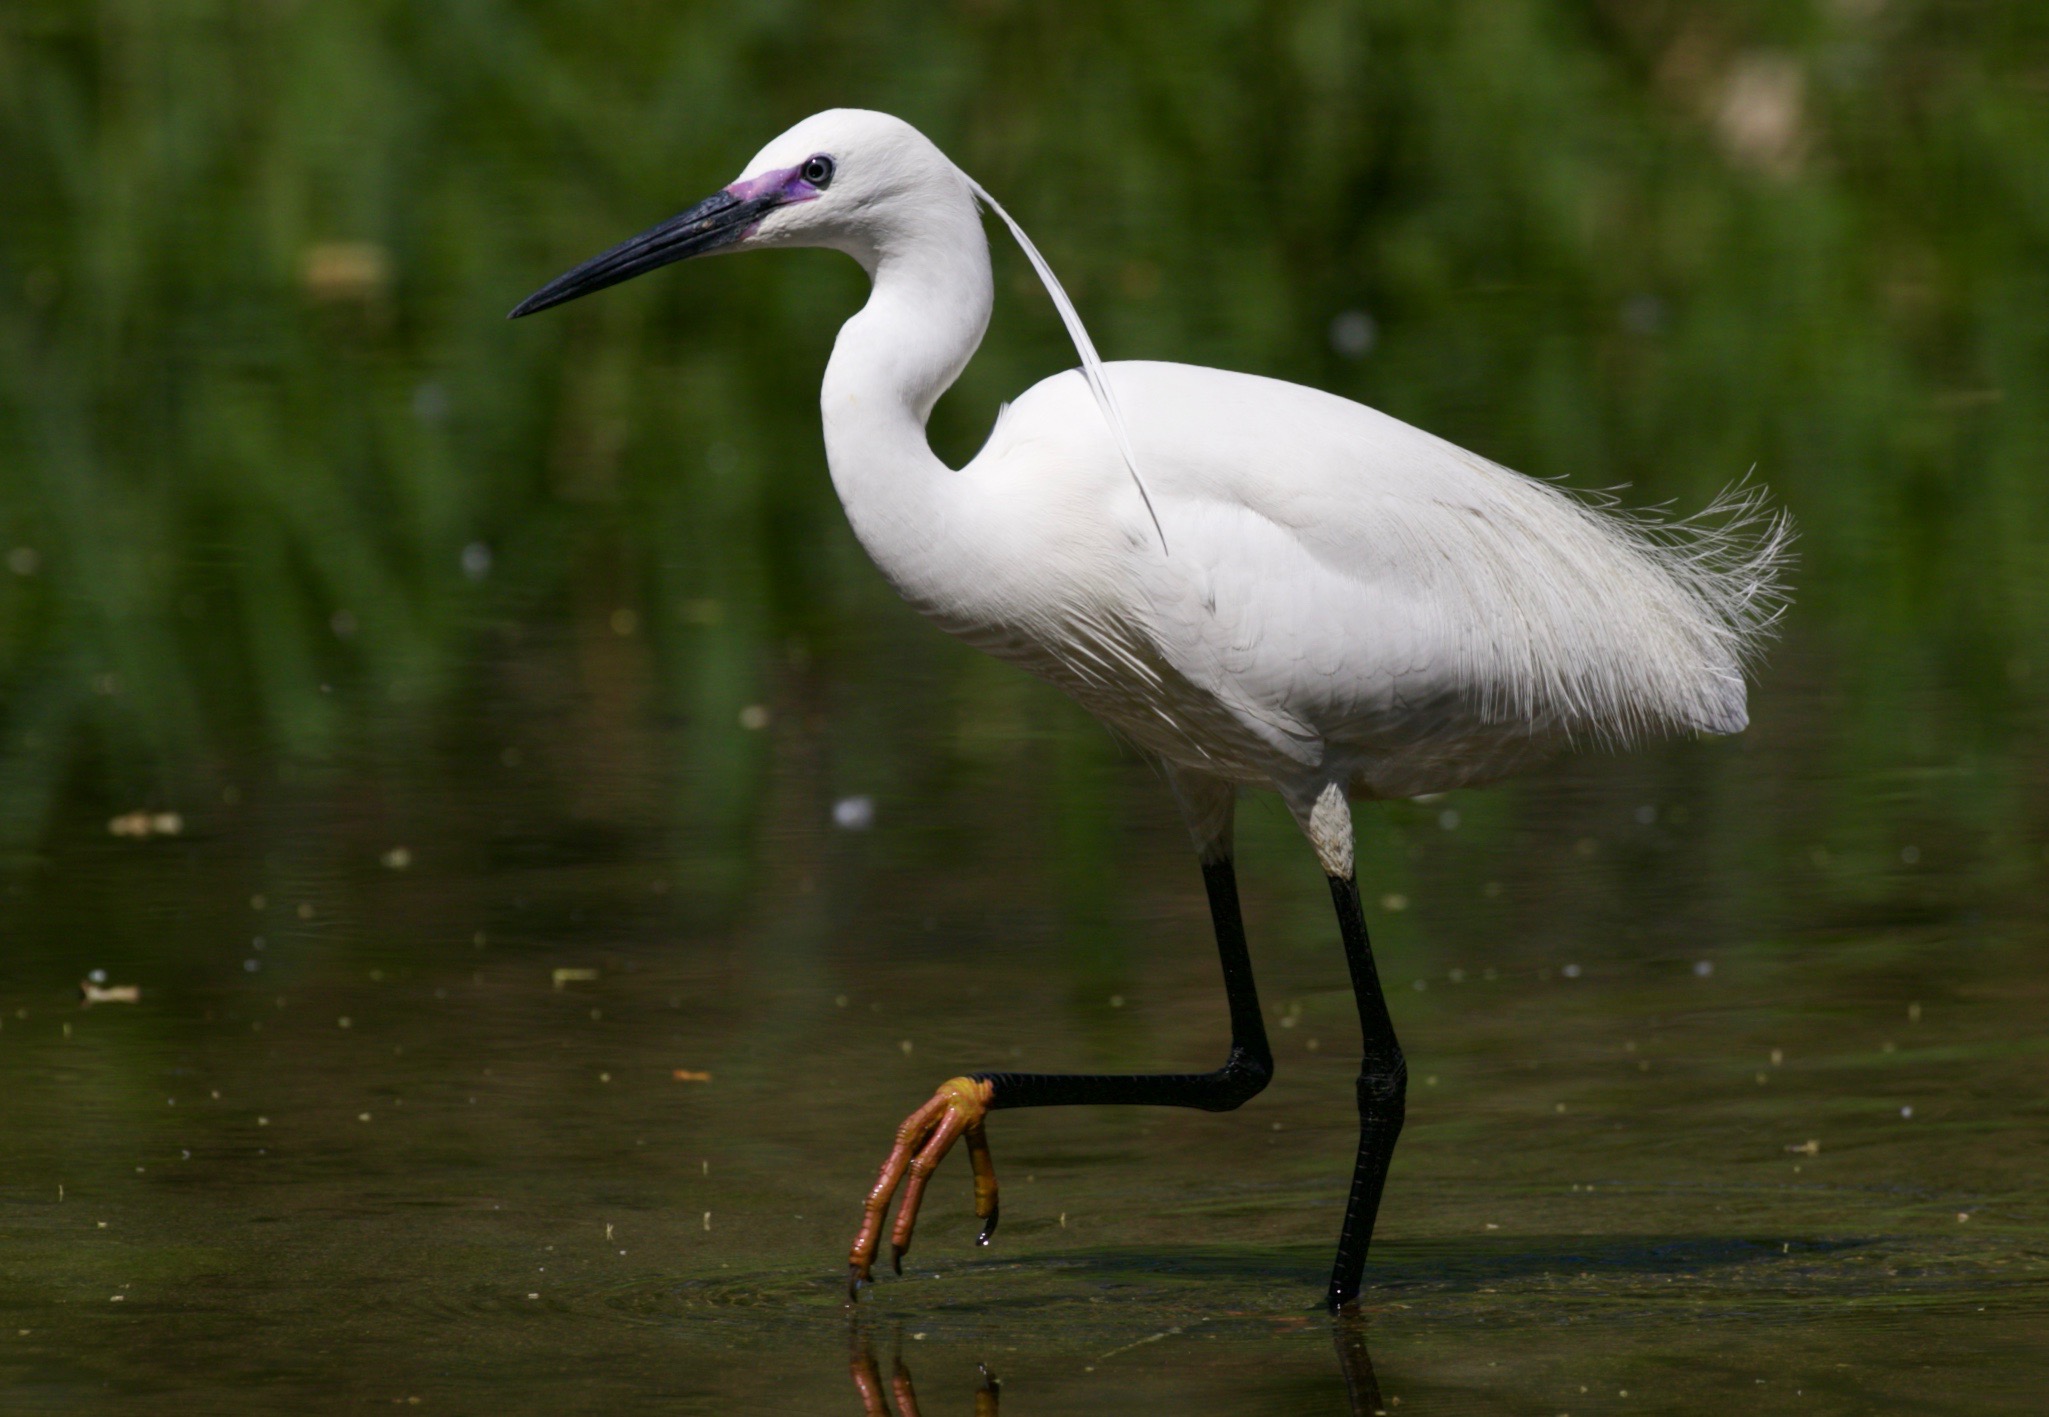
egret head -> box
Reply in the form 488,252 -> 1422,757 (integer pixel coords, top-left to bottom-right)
509,109 -> 969,319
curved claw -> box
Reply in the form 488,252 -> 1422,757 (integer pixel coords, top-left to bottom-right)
890,1106 -> 969,1266
847,1076 -> 997,1297
967,1120 -> 999,1244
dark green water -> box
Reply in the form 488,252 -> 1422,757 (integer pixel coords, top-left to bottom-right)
3,3 -> 2048,1412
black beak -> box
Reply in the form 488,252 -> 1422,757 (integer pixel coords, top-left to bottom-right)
508,186 -> 780,319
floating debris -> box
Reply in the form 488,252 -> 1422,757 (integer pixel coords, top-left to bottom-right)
301,241 -> 390,303
552,968 -> 598,989
107,812 -> 182,839
79,981 -> 139,1005
672,1069 -> 713,1082
1786,1139 -> 1821,1156
381,847 -> 412,870
832,795 -> 875,830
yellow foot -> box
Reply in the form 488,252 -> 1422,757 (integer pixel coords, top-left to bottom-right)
847,1076 -> 999,1299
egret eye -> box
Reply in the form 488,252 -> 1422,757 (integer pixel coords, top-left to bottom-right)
801,155 -> 835,188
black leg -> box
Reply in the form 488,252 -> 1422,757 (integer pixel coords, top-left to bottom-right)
848,856 -> 1272,1292
1324,872 -> 1406,1310
971,856 -> 1272,1111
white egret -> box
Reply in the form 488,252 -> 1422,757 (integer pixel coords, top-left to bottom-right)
513,109 -> 1792,1310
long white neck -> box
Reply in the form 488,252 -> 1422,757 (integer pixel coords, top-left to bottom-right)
819,193 -> 993,608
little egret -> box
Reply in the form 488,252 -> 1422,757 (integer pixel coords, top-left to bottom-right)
513,109 -> 1792,1310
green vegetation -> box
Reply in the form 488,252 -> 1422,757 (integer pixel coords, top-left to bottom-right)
1,0 -> 2045,916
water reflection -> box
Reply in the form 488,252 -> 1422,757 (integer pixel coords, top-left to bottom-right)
846,1314 -> 1381,1416
850,1322 -> 1003,1417
1330,1312 -> 1384,1417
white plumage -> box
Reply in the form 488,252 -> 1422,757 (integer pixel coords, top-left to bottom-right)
734,110 -> 1793,868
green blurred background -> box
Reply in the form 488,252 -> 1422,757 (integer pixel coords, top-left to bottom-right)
3,0 -> 2046,880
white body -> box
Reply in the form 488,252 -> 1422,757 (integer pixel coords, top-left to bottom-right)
740,111 -> 1790,871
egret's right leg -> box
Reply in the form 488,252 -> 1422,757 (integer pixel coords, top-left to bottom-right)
1292,781 -> 1408,1310
1323,867 -> 1406,1310
847,852 -> 1272,1297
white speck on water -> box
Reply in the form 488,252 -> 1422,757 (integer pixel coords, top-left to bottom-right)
832,795 -> 875,830
737,704 -> 770,731
88,969 -> 106,984
1693,960 -> 1715,977
461,542 -> 492,580
1562,963 -> 1582,979
1900,1105 -> 1913,1118
243,959 -> 259,972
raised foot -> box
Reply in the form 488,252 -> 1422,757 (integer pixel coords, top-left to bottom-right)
847,1076 -> 999,1299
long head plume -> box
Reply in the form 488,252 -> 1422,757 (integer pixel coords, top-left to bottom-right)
959,171 -> 1168,555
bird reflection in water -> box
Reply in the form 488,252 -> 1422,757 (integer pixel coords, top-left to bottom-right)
849,1324 -> 999,1416
846,1313 -> 1383,1415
